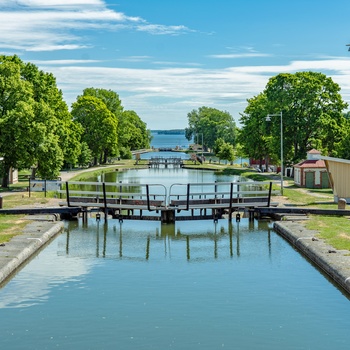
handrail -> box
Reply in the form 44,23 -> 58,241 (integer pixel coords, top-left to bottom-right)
60,181 -> 167,209
168,181 -> 278,207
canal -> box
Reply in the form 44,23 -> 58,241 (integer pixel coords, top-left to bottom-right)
0,133 -> 349,349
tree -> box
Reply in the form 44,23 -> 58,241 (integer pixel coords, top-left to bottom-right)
80,88 -> 151,155
71,96 -> 118,165
264,71 -> 348,163
77,142 -> 93,167
217,142 -> 235,164
0,55 -> 72,186
239,72 -> 348,169
185,107 -> 236,151
238,93 -> 274,170
120,110 -> 151,151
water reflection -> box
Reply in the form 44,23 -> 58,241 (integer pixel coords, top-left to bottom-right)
63,218 -> 273,262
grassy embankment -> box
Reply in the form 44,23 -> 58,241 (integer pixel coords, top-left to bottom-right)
1,160 -> 350,251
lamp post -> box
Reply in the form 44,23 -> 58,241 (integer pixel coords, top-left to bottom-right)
266,111 -> 284,195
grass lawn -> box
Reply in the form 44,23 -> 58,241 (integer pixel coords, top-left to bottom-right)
0,192 -> 54,244
0,215 -> 28,243
306,215 -> 350,251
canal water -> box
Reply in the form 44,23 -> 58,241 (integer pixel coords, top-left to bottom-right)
1,133 -> 350,349
1,218 -> 350,349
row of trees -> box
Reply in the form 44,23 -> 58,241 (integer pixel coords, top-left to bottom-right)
186,71 -> 349,169
0,55 -> 151,187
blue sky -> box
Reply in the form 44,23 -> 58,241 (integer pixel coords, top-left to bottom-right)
1,0 -> 350,129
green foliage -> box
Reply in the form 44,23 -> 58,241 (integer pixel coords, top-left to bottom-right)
264,71 -> 348,163
216,141 -> 235,163
185,107 -> 236,150
71,95 -> 119,165
239,71 -> 349,166
119,110 -> 151,150
0,55 -> 76,185
79,88 -> 151,158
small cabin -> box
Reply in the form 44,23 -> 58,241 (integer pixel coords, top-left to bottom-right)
293,149 -> 330,189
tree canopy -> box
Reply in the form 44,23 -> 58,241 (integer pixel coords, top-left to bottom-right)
185,107 -> 237,151
239,71 -> 348,167
0,55 -> 79,186
0,56 -> 151,187
73,87 -> 151,162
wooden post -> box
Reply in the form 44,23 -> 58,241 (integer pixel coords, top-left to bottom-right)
229,182 -> 233,221
186,184 -> 190,211
66,181 -> 70,207
103,182 -> 108,223
267,182 -> 272,207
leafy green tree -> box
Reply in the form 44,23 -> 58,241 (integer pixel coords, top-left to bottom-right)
217,142 -> 235,164
80,88 -> 151,155
239,72 -> 348,168
185,107 -> 236,150
0,55 -> 74,186
238,93 -> 274,170
77,142 -> 93,167
264,71 -> 348,163
120,110 -> 151,150
71,96 -> 118,165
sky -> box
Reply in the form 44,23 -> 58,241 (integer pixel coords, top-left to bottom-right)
1,0 -> 350,130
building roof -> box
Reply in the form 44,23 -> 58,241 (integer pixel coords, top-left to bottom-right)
307,149 -> 321,154
294,159 -> 326,168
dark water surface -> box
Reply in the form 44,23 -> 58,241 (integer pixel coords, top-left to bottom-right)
0,218 -> 350,350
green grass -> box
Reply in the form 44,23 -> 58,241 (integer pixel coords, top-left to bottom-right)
306,215 -> 350,251
0,215 -> 28,243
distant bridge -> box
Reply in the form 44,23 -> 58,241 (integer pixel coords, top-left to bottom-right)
148,157 -> 184,168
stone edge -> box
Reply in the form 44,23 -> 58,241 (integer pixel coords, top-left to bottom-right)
0,221 -> 64,285
274,221 -> 350,295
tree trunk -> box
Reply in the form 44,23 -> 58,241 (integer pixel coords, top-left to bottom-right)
1,165 -> 10,188
30,167 -> 37,180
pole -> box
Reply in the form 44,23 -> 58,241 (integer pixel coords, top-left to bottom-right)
280,111 -> 284,196
266,112 -> 284,196
201,133 -> 204,161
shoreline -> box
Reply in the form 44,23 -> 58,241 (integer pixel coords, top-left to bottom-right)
0,217 -> 64,285
274,221 -> 350,296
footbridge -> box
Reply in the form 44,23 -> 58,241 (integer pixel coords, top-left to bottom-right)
148,157 -> 184,168
55,180 -> 279,223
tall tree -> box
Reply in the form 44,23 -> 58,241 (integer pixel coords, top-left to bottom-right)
185,107 -> 236,151
238,93 -> 274,169
264,71 -> 348,163
0,55 -> 74,186
71,96 -> 118,165
80,87 -> 151,155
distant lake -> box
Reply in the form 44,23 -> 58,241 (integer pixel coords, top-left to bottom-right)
150,131 -> 191,149
149,131 -> 249,165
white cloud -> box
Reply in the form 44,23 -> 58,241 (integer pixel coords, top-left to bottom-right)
34,57 -> 350,129
0,0 -> 191,52
210,53 -> 272,59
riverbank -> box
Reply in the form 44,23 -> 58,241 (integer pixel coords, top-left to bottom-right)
274,221 -> 350,295
0,217 -> 63,285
